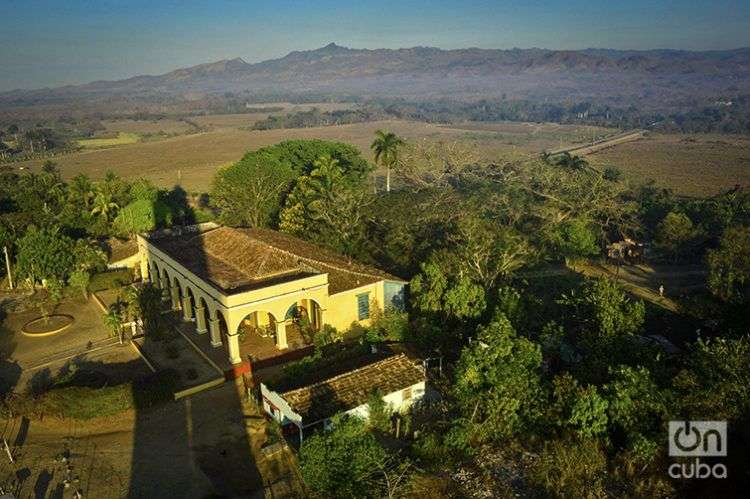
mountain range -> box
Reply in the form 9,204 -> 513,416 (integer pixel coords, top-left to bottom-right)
3,43 -> 750,111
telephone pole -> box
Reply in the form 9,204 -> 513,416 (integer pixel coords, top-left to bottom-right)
4,246 -> 13,290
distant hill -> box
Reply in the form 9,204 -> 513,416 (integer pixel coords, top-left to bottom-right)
2,43 -> 750,114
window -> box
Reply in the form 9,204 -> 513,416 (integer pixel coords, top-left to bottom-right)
357,292 -> 370,320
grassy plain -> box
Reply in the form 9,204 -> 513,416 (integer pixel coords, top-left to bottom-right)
77,132 -> 140,148
102,118 -> 195,135
586,133 -> 750,197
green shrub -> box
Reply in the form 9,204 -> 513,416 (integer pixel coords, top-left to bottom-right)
530,438 -> 608,498
6,369 -> 178,420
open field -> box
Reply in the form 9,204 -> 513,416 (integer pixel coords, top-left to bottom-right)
189,112 -> 277,129
586,133 -> 750,197
102,118 -> 196,135
440,121 -> 616,152
189,102 -> 356,130
77,132 -> 140,148
12,117 -> 747,198
15,119 -> 579,191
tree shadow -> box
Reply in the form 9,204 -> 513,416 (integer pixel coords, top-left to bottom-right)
0,305 -> 21,397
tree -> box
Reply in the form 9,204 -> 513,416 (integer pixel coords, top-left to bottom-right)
113,199 -> 172,236
654,211 -> 697,261
299,416 -> 388,498
91,189 -> 119,223
707,226 -> 750,302
16,226 -> 76,285
280,155 -> 373,256
212,150 -> 296,227
103,304 -> 124,344
136,283 -> 163,337
43,277 -> 64,323
449,212 -> 533,288
68,270 -> 90,300
554,152 -> 590,171
673,336 -> 750,421
560,278 -> 645,342
453,315 -> 544,443
410,254 -> 487,321
568,385 -> 609,438
604,365 -> 669,459
548,217 -> 599,261
371,130 -> 404,193
603,166 -> 623,182
394,140 -> 480,191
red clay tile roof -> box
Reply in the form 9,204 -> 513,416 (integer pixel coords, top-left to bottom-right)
280,353 -> 425,424
148,226 -> 404,294
104,238 -> 139,263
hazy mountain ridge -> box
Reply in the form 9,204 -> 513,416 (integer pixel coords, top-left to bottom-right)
2,43 -> 750,109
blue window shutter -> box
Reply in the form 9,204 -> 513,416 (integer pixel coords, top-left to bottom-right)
357,293 -> 370,320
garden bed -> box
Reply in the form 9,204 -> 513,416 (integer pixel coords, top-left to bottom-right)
133,332 -> 223,393
21,314 -> 74,336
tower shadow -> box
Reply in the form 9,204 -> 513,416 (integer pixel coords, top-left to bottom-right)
127,194 -> 262,498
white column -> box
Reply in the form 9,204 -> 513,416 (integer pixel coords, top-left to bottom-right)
170,287 -> 180,311
182,295 -> 193,321
195,306 -> 207,333
276,321 -> 288,350
227,334 -> 242,365
208,318 -> 222,347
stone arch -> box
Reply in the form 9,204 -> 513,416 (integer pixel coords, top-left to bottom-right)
238,309 -> 278,338
215,308 -> 230,351
283,297 -> 323,332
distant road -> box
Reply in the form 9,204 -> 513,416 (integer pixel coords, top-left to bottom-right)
547,129 -> 645,156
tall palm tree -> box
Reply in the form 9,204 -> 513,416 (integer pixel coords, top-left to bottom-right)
371,130 -> 405,193
91,190 -> 119,222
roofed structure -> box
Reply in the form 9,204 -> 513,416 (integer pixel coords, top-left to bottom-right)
148,226 -> 403,294
278,353 -> 425,423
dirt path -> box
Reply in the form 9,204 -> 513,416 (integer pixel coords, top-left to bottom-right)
548,129 -> 645,156
569,260 -> 707,313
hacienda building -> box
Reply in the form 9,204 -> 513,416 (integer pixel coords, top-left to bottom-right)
136,224 -> 407,370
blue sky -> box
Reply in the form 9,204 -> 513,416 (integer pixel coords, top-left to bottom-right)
1,0 -> 749,91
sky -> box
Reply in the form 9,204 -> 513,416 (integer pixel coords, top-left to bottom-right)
1,0 -> 749,91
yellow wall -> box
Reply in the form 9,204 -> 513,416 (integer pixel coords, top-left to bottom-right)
325,280 -> 384,332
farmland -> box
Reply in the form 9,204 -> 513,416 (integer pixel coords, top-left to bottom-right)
13,119 -> 602,191
586,133 -> 750,197
9,113 -> 749,198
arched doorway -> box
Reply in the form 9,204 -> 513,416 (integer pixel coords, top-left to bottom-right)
237,310 -> 278,361
284,299 -> 323,343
